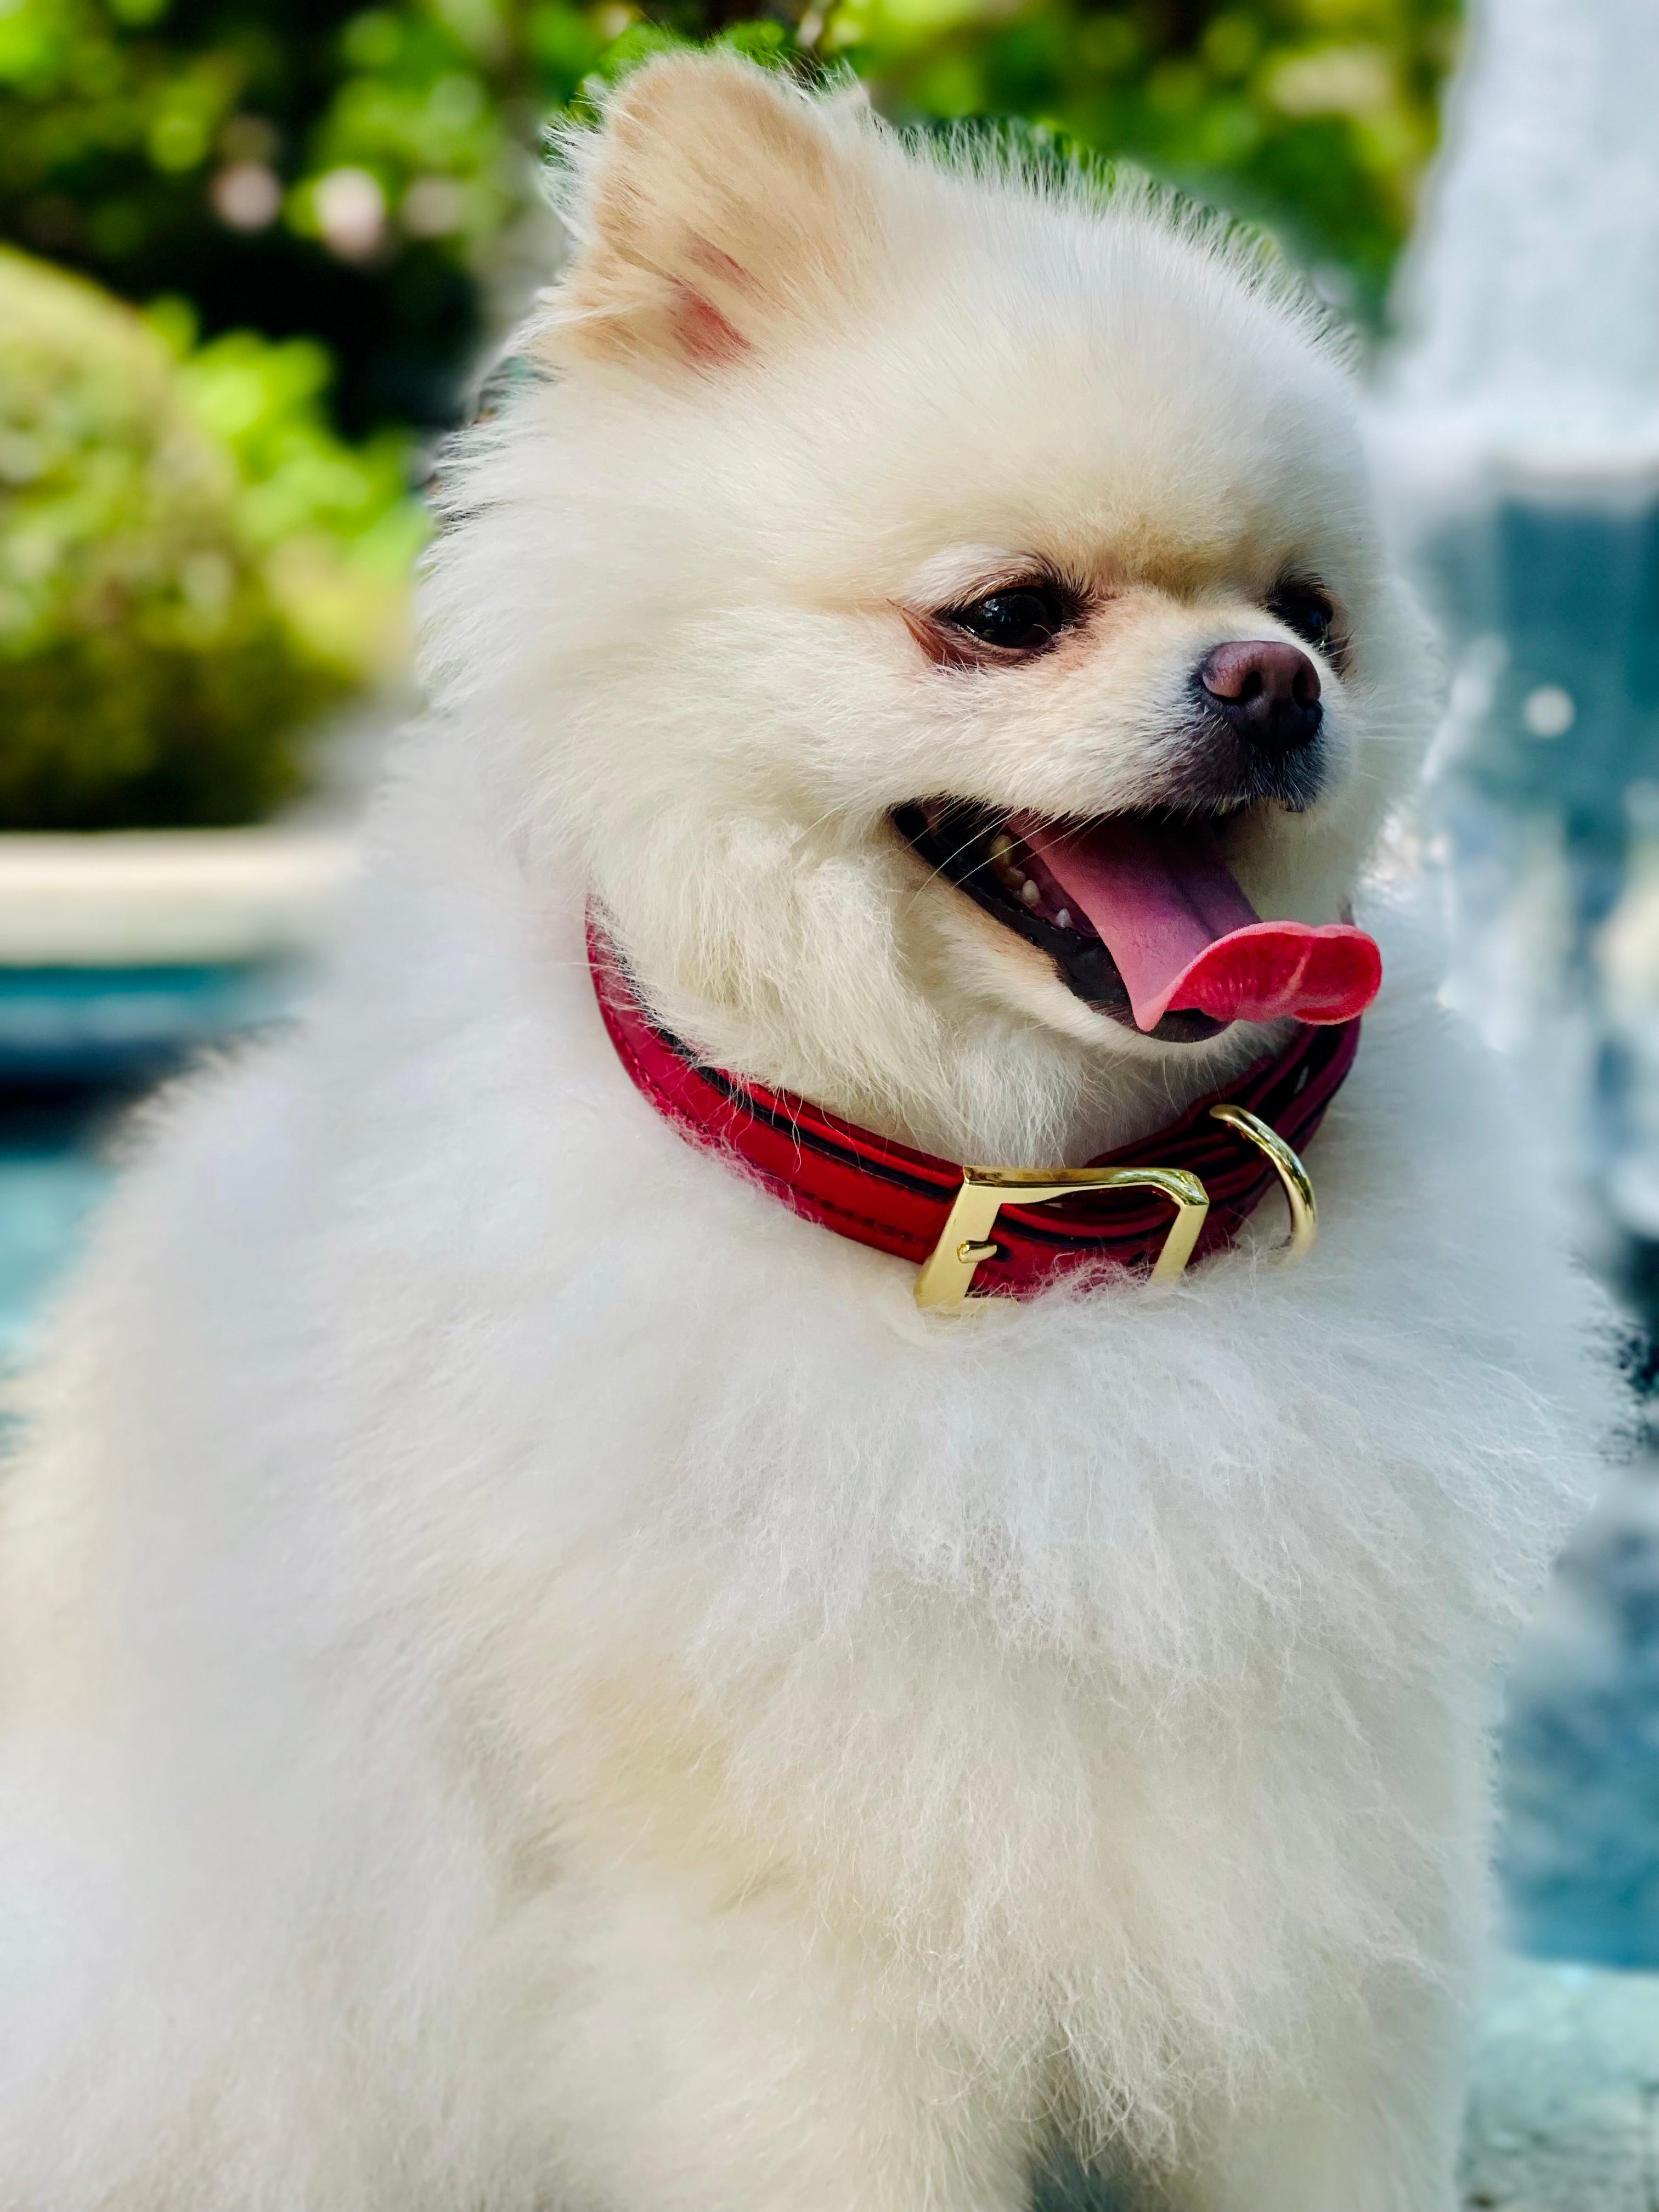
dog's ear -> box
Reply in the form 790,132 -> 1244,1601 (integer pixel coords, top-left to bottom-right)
545,53 -> 878,375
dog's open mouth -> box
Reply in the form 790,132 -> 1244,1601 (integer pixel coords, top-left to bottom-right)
895,800 -> 1382,1045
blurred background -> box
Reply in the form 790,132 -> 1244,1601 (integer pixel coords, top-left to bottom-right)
4,0 -> 1659,1976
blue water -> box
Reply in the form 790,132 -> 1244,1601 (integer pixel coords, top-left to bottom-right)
0,1098 -> 116,1366
0,963 -> 293,1086
0,964 -> 292,1367
1414,493 -> 1659,1972
1497,1476 -> 1659,1969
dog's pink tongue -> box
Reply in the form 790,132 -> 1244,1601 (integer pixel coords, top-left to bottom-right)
1011,813 -> 1381,1031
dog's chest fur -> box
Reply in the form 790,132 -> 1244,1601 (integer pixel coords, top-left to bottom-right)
21,807 -> 1592,2149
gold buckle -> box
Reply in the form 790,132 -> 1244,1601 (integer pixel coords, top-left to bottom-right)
912,1106 -> 1317,1313
914,1165 -> 1210,1312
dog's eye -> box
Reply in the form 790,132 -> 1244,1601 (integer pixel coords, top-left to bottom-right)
1268,582 -> 1336,653
944,585 -> 1070,656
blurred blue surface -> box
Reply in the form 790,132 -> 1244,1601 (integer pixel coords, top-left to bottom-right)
0,963 -> 292,1367
0,1104 -> 114,1367
1498,1471 -> 1659,1970
0,964 -> 294,1085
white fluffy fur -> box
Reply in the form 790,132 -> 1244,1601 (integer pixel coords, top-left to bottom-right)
0,56 -> 1614,2211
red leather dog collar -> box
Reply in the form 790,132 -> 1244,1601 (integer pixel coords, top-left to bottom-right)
588,909 -> 1360,1305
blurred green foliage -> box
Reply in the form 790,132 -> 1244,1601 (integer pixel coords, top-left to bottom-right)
0,0 -> 592,429
0,0 -> 1458,824
2,0 -> 1457,439
840,0 -> 1457,323
0,246 -> 419,827
169,313 -> 428,671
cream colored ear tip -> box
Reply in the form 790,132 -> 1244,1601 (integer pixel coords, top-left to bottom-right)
594,51 -> 707,134
602,46 -> 782,124
554,42 -> 872,373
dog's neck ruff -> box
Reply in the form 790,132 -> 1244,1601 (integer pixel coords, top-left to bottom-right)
588,910 -> 1361,1304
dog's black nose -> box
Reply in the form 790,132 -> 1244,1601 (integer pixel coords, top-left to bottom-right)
1198,640 -> 1322,757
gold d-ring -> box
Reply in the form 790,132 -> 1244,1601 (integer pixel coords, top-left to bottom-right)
914,1164 -> 1210,1312
1208,1103 -> 1317,1266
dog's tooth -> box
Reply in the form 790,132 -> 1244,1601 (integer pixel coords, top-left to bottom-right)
1020,878 -> 1040,907
1056,908 -> 1071,931
989,833 -> 1030,901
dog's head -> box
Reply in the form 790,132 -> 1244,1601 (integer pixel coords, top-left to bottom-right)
437,54 -> 1429,1159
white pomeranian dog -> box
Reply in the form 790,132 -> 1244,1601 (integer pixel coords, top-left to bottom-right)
0,51 -> 1612,2212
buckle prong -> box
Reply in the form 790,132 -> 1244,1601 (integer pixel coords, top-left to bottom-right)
915,1164 -> 1210,1313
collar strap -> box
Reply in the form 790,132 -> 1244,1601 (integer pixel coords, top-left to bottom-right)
588,909 -> 1360,1305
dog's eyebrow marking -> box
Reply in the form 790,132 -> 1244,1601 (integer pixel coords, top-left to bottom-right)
902,546 -> 1031,606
